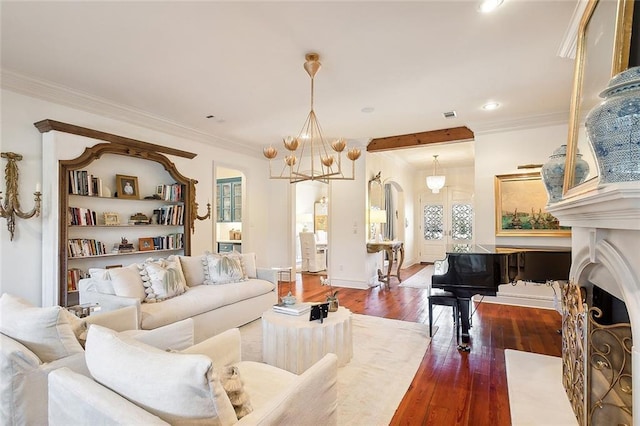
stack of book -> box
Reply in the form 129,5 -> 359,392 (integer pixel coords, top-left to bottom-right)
272,302 -> 311,316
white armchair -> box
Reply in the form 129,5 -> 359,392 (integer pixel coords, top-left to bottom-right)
299,231 -> 327,273
49,326 -> 338,425
0,292 -> 193,426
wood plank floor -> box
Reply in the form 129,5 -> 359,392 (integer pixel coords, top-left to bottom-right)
286,264 -> 563,426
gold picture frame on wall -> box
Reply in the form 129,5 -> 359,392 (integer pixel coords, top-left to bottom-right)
563,0 -> 635,197
495,172 -> 570,237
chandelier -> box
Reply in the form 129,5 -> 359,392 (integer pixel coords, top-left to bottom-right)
426,155 -> 445,193
263,53 -> 361,183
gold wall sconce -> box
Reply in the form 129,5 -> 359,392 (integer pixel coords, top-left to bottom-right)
195,201 -> 212,221
0,152 -> 42,241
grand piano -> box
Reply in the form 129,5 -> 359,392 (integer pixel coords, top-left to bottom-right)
431,244 -> 571,351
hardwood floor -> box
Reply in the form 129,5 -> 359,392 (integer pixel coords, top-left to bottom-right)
288,264 -> 563,426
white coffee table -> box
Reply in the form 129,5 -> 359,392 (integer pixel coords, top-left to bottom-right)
262,306 -> 353,374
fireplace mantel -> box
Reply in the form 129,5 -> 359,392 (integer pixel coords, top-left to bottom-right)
547,182 -> 640,230
548,181 -> 640,425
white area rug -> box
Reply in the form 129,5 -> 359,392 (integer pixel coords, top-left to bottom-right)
240,314 -> 430,425
398,264 -> 433,289
505,349 -> 577,426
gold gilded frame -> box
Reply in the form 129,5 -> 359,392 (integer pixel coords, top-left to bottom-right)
495,172 -> 570,237
563,0 -> 635,197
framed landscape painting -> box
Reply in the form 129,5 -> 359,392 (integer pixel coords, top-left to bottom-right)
494,172 -> 570,237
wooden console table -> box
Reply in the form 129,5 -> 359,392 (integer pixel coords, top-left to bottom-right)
367,240 -> 404,288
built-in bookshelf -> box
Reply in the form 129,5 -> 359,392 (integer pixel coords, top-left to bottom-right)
35,119 -> 200,307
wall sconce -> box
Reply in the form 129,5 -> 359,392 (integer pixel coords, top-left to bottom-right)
195,200 -> 212,221
0,152 -> 42,241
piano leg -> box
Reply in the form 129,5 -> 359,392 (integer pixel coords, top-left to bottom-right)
457,298 -> 472,352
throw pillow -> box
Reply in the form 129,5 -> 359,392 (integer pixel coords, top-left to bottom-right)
219,365 -> 253,419
141,258 -> 188,302
240,252 -> 257,279
85,325 -> 237,425
203,252 -> 247,285
106,264 -> 146,301
0,293 -> 84,362
173,254 -> 206,286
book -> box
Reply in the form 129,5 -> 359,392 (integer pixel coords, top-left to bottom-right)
272,302 -> 312,316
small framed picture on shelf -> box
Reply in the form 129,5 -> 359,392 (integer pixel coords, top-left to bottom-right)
116,174 -> 139,199
138,237 -> 155,252
103,212 -> 120,226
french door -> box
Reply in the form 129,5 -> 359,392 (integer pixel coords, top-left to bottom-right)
419,187 -> 474,263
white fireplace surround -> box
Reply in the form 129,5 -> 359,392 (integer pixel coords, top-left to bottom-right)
548,181 -> 640,423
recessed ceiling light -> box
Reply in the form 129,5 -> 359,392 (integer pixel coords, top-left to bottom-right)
361,107 -> 375,113
478,0 -> 504,13
482,102 -> 500,111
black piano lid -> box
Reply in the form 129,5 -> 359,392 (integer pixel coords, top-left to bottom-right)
443,244 -> 571,255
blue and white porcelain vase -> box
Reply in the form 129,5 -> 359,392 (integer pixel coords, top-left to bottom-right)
541,145 -> 589,203
585,66 -> 640,183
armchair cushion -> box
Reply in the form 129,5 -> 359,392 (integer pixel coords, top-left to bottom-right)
0,293 -> 83,363
85,324 -> 237,425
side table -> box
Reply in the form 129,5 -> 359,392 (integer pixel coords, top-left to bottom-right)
262,306 -> 353,374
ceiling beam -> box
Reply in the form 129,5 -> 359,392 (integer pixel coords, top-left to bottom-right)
366,126 -> 474,152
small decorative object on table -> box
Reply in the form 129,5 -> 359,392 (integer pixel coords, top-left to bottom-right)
67,303 -> 101,318
321,276 -> 339,312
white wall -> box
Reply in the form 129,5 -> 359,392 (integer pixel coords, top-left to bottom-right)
0,89 -> 291,305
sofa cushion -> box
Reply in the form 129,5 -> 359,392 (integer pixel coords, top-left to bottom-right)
0,293 -> 83,363
173,254 -> 206,286
107,264 -> 146,301
240,253 -> 257,279
141,258 -> 187,302
140,279 -> 275,330
204,252 -> 247,285
85,325 -> 237,425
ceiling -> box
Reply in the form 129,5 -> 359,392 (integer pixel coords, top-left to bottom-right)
1,1 -> 579,170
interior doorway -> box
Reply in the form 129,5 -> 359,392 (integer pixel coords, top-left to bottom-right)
214,166 -> 244,253
295,181 -> 328,271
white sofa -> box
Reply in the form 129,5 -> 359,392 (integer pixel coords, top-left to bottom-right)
0,292 -> 195,426
79,253 -> 279,343
48,326 -> 338,425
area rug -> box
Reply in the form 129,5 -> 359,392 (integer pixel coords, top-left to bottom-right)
398,264 -> 433,289
505,349 -> 577,425
239,314 -> 430,425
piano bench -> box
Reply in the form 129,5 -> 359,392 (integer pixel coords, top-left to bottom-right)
428,289 -> 460,341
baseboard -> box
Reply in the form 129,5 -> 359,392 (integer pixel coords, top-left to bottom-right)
473,281 -> 561,311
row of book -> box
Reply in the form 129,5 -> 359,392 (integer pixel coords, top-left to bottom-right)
157,183 -> 184,202
68,207 -> 98,226
68,238 -> 107,258
69,170 -> 103,196
153,205 -> 184,226
66,268 -> 86,292
152,233 -> 184,250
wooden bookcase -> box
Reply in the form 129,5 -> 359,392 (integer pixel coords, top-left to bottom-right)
35,120 -> 201,307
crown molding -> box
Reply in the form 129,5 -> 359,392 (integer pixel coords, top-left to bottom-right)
557,0 -> 588,59
1,69 -> 260,158
469,110 -> 569,135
